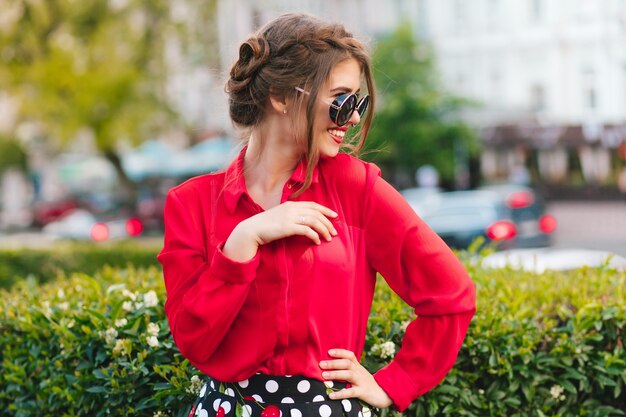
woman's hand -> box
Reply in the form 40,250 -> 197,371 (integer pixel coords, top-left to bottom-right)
320,349 -> 393,409
223,201 -> 338,262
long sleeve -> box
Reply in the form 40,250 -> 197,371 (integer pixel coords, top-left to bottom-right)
364,175 -> 476,411
157,188 -> 260,368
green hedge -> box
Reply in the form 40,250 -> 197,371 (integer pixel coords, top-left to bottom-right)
0,241 -> 160,289
1,259 -> 625,416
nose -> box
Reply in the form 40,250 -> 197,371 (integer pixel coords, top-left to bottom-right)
348,108 -> 361,126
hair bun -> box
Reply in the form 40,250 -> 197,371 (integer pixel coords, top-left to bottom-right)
231,36 -> 270,82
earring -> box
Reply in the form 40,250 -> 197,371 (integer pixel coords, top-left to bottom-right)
283,109 -> 287,115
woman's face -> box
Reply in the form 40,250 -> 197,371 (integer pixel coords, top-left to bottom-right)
313,58 -> 363,158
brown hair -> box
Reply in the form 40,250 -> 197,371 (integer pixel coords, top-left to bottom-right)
225,13 -> 375,197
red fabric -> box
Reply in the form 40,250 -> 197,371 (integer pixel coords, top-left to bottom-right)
157,149 -> 476,411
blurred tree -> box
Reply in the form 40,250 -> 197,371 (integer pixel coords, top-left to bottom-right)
362,23 -> 480,189
0,135 -> 27,173
0,0 -> 218,200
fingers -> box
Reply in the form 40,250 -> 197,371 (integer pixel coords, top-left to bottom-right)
327,387 -> 358,400
286,201 -> 338,244
299,212 -> 336,242
327,349 -> 357,361
321,370 -> 353,381
319,358 -> 353,370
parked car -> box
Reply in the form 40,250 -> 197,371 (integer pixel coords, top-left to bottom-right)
42,209 -> 144,242
411,188 -> 557,250
400,187 -> 442,217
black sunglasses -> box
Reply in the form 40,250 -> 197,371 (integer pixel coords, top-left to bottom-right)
295,87 -> 370,127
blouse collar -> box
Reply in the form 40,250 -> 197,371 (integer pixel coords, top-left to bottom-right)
223,146 -> 319,213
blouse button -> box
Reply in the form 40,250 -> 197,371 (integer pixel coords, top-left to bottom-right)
287,183 -> 293,189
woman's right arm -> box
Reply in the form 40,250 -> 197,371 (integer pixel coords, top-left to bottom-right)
158,188 -> 338,367
157,189 -> 261,366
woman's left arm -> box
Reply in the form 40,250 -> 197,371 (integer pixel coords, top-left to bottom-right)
361,173 -> 476,411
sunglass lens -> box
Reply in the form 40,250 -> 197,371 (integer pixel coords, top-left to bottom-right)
335,94 -> 357,126
356,95 -> 369,117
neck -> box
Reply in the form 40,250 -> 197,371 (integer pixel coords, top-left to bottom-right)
244,119 -> 302,199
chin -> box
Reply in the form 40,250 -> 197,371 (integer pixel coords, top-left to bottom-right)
319,148 -> 340,159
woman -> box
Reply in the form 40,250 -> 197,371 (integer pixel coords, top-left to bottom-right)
158,13 -> 475,417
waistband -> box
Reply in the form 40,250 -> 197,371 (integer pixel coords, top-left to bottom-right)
189,374 -> 378,417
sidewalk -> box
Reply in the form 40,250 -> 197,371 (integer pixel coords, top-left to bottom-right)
548,201 -> 626,256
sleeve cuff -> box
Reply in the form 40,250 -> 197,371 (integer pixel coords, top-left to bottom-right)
373,360 -> 420,412
210,242 -> 260,285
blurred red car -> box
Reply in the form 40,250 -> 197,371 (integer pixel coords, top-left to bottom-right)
42,209 -> 143,242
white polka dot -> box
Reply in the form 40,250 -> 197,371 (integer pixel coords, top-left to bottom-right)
225,388 -> 235,397
210,381 -> 216,389
281,397 -> 294,404
199,384 -> 207,397
290,409 -> 302,417
243,405 -> 252,417
213,399 -> 222,411
362,407 -> 371,417
341,400 -> 352,412
238,379 -> 249,388
252,394 -> 264,403
312,395 -> 325,402
358,411 -> 363,417
319,404 -> 332,417
222,402 -> 232,414
297,380 -> 311,393
266,380 -> 279,393
199,410 -> 208,417
324,381 -> 334,388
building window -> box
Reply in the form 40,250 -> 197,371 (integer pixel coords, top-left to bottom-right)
530,84 -> 546,112
452,0 -> 467,35
586,87 -> 597,109
531,0 -> 543,22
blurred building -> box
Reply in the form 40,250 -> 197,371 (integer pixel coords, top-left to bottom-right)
419,0 -> 626,192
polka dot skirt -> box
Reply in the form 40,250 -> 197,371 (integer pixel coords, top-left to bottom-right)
188,374 -> 378,417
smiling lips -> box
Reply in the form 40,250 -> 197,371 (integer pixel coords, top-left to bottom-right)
328,128 -> 347,144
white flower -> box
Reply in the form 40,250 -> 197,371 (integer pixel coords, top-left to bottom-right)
122,289 -> 137,301
41,301 -> 52,317
400,320 -> 410,332
57,289 -> 65,299
144,290 -> 158,308
104,328 -> 118,344
115,318 -> 128,328
76,285 -> 82,292
134,301 -> 144,310
113,338 -> 129,356
146,335 -> 159,347
122,301 -> 133,312
58,302 -> 69,311
550,385 -> 564,399
147,322 -> 160,337
186,375 -> 202,395
478,389 -> 484,395
371,341 -> 396,359
67,319 -> 75,329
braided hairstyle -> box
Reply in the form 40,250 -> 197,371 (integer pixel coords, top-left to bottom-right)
226,13 -> 375,196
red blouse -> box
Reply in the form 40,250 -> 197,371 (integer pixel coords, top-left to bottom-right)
157,150 -> 476,412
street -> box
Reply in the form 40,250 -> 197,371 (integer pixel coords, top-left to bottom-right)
548,201 -> 626,257
0,201 -> 624,256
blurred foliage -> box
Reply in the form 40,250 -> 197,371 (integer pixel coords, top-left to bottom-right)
0,241 -> 160,289
0,0 -> 218,189
363,23 -> 480,187
1,248 -> 625,416
0,134 -> 27,172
